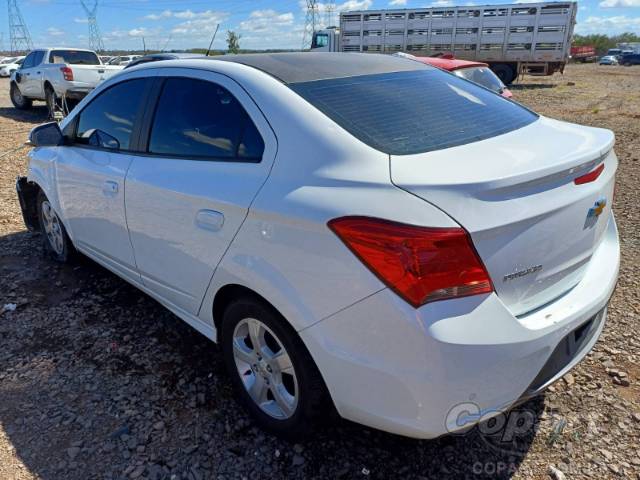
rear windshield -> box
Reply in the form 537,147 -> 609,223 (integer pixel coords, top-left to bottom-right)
290,69 -> 537,155
49,50 -> 100,65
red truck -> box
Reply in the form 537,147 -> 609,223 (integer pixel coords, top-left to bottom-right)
570,46 -> 597,63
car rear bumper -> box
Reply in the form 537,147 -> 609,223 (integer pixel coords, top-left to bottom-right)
300,214 -> 619,439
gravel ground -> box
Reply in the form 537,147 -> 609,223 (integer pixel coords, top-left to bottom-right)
0,64 -> 639,480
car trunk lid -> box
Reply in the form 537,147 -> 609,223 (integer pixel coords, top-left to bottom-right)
390,116 -> 616,316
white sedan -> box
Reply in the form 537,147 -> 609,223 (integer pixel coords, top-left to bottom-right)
17,53 -> 619,439
0,56 -> 24,77
106,54 -> 142,66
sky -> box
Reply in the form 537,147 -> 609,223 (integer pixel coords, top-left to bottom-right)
12,0 -> 640,52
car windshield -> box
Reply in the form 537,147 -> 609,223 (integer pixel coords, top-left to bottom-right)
0,57 -> 16,64
453,66 -> 505,94
49,50 -> 100,65
290,69 -> 536,156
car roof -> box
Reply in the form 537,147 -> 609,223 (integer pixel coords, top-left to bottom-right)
211,52 -> 430,84
410,56 -> 488,71
125,52 -> 205,69
148,53 -> 204,59
42,47 -> 96,52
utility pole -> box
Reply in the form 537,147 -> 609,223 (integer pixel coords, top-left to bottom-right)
7,0 -> 32,54
80,0 -> 104,52
324,0 -> 336,28
301,0 -> 318,50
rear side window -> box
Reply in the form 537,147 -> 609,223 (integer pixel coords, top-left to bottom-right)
76,79 -> 149,150
148,78 -> 264,161
49,50 -> 100,65
290,69 -> 537,155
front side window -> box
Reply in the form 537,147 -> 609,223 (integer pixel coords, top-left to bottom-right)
313,33 -> 329,48
20,52 -> 35,69
75,79 -> 149,151
32,50 -> 45,66
148,77 -> 264,161
49,50 -> 100,65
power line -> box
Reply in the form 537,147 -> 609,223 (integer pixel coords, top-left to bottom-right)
80,0 -> 104,52
7,0 -> 32,54
302,0 -> 318,51
324,0 -> 336,28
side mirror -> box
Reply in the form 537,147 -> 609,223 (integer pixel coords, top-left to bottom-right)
28,122 -> 63,147
87,129 -> 120,150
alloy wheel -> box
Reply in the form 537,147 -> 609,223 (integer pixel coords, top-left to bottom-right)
232,317 -> 298,419
41,200 -> 64,255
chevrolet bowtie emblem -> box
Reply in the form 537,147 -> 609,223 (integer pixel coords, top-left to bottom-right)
587,198 -> 607,218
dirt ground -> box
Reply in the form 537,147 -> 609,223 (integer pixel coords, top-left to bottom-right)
0,63 -> 639,480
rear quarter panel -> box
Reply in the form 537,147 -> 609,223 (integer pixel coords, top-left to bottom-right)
194,62 -> 459,333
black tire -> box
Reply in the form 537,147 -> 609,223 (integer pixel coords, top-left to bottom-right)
45,86 -> 57,120
10,82 -> 32,110
36,191 -> 74,263
491,63 -> 516,85
220,297 -> 330,439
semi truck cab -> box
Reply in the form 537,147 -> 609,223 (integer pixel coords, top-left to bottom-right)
312,28 -> 340,51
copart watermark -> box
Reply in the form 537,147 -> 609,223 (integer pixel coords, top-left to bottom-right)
445,399 -> 542,458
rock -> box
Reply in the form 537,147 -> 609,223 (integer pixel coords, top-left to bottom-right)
563,373 -> 575,386
600,449 -> 613,461
129,465 -> 145,479
109,425 -> 131,439
153,421 -> 165,431
184,445 -> 198,455
548,465 -> 567,480
292,455 -> 305,467
66,447 -> 80,460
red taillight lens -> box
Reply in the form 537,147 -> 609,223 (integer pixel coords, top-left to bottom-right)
574,163 -> 604,185
328,216 -> 494,307
60,66 -> 74,81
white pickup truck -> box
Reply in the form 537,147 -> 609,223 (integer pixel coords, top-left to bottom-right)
10,48 -> 123,117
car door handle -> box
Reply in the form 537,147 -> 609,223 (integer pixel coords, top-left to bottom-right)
195,209 -> 224,232
102,180 -> 119,196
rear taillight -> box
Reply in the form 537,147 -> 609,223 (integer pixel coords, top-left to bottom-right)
328,216 -> 494,307
574,163 -> 604,185
60,66 -> 74,81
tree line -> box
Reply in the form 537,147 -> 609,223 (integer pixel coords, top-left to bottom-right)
572,32 -> 640,55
